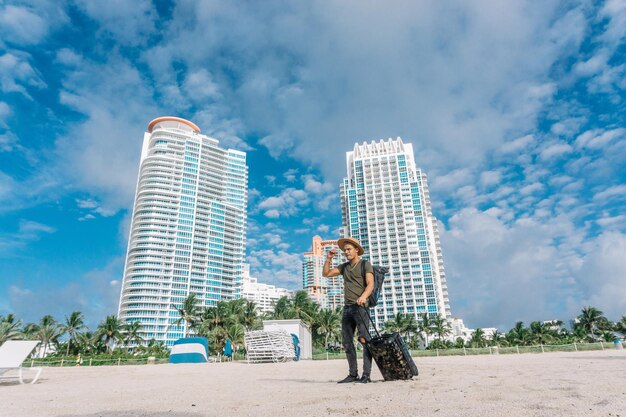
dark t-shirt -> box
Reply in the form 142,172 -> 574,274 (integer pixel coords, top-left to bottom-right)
339,259 -> 374,306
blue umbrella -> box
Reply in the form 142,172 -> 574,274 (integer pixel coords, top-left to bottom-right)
224,338 -> 232,358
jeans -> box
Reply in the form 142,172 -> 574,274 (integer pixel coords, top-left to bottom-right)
341,304 -> 372,377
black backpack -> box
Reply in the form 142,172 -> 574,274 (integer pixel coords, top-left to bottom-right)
341,260 -> 389,307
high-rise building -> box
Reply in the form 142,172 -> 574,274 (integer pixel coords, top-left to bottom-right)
302,236 -> 344,310
117,116 -> 248,346
340,138 -> 450,329
241,265 -> 293,314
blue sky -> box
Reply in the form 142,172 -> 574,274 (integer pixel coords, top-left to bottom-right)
1,0 -> 625,330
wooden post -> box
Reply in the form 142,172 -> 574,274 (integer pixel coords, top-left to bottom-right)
463,346 -> 467,356
89,358 -> 93,366
436,349 -> 439,357
30,360 -> 34,367
61,359 -> 64,367
516,346 -> 520,354
573,342 -> 577,352
117,358 -> 121,366
540,344 -> 544,353
600,341 -> 604,350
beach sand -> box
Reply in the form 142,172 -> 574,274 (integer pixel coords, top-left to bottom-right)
1,350 -> 624,417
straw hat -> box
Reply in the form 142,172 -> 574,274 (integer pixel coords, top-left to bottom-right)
337,237 -> 364,256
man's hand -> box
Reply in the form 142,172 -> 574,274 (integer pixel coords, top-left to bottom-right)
356,295 -> 367,306
327,249 -> 337,260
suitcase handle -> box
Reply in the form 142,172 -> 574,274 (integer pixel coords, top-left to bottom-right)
357,306 -> 381,339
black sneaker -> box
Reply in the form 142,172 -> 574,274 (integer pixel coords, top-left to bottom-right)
337,374 -> 359,384
356,375 -> 371,384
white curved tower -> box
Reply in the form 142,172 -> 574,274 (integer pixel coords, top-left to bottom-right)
118,117 -> 247,346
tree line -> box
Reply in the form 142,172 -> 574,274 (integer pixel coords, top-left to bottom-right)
1,291 -> 624,358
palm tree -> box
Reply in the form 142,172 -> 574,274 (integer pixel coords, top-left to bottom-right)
22,322 -> 40,338
37,324 -> 62,357
578,306 -> 606,341
468,328 -> 487,348
95,315 -> 124,353
36,315 -> 61,357
289,291 -> 318,327
384,313 -> 418,340
316,308 -> 342,349
208,327 -> 229,355
508,321 -> 532,346
61,311 -> 86,356
0,315 -> 22,344
269,296 -> 292,320
122,321 -> 145,350
240,300 -> 260,331
198,301 -> 228,336
615,316 -> 626,336
529,321 -> 554,345
136,339 -> 168,356
170,293 -> 203,337
76,331 -> 98,355
431,315 -> 451,343
418,313 -> 434,347
489,330 -> 505,346
226,323 -> 245,359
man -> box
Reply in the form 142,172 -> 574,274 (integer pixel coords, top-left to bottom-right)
323,237 -> 374,384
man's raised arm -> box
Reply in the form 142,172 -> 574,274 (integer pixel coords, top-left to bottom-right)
323,249 -> 342,277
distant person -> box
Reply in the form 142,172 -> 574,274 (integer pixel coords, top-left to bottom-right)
323,237 -> 374,384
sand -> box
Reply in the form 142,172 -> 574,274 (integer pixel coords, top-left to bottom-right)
1,350 -> 625,417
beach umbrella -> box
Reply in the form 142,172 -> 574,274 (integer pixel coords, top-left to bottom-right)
224,338 -> 232,357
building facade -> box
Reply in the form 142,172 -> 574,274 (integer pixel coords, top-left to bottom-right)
241,265 -> 293,314
302,236 -> 343,310
340,138 -> 451,329
117,116 -> 248,346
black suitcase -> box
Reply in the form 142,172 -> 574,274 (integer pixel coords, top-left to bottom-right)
358,308 -> 419,381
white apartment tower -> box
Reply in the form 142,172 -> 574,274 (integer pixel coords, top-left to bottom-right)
241,265 -> 293,314
118,117 -> 248,346
341,138 -> 450,329
302,236 -> 343,310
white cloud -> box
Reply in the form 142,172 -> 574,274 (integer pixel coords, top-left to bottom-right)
538,142 -> 573,161
519,182 -> 544,196
479,170 -> 501,188
0,51 -> 47,98
598,0 -> 626,47
53,55 -> 159,213
441,207 -> 599,329
577,231 -> 626,320
55,48 -> 83,67
5,257 -> 124,328
0,131 -> 18,151
258,134 -> 294,159
138,1 -> 587,180
575,128 -> 625,150
257,187 -> 309,217
0,101 -> 11,128
498,134 -> 535,155
431,169 -> 472,193
182,69 -> 221,101
593,184 -> 626,202
0,1 -> 67,45
596,214 -> 626,229
247,248 -> 302,289
573,49 -> 610,77
0,219 -> 55,254
74,0 -> 158,46
283,169 -> 298,182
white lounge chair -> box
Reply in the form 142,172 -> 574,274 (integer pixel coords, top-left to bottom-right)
0,340 -> 43,384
